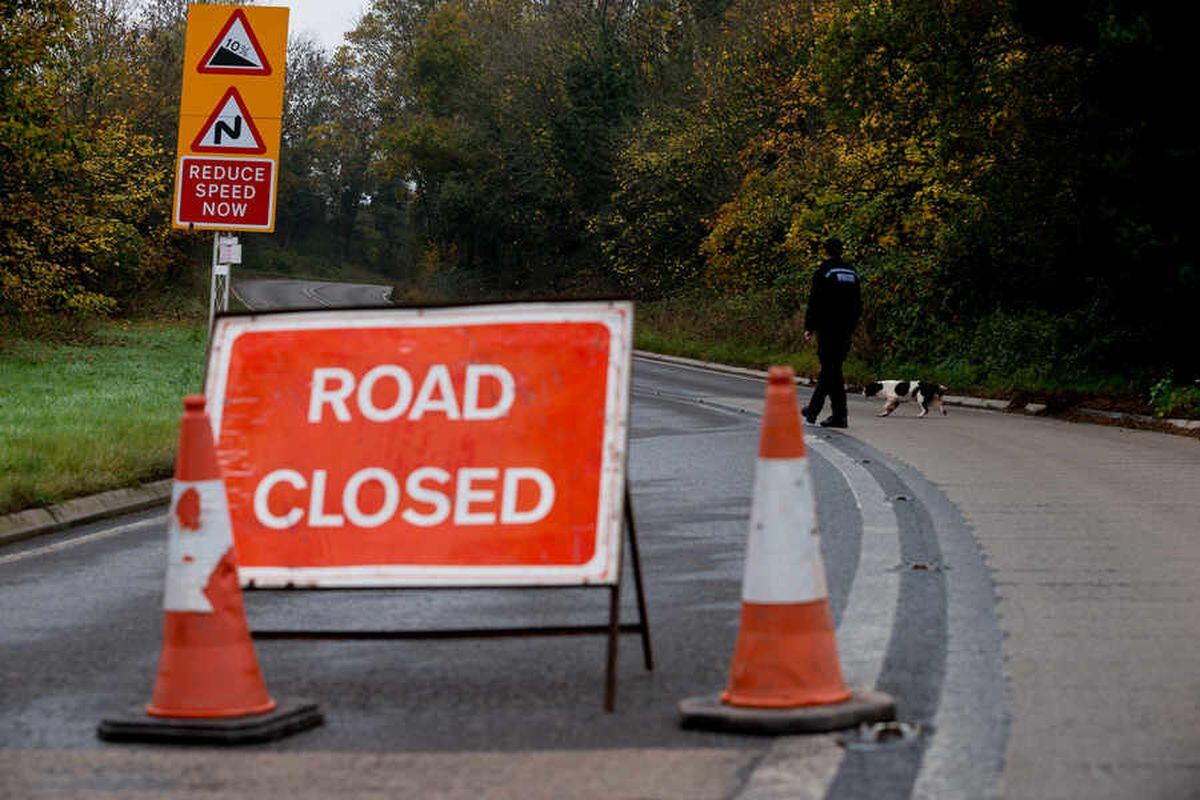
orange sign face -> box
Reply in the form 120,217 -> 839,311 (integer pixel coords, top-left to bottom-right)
173,5 -> 288,232
204,303 -> 633,587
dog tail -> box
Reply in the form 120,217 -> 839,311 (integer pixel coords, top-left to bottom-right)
938,384 -> 948,395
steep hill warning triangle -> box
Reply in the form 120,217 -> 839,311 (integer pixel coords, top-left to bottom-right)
191,88 -> 266,154
198,8 -> 272,75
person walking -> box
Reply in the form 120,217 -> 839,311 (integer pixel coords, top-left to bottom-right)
800,238 -> 861,428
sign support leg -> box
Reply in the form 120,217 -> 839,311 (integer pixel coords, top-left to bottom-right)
604,579 -> 621,713
602,486 -> 654,711
625,486 -> 654,671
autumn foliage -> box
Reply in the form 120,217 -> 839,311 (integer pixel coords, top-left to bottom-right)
0,0 -> 183,318
1,1 -> 1195,382
339,0 -> 1196,379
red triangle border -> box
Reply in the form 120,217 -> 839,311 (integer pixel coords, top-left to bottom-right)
197,8 -> 272,76
190,87 -> 267,154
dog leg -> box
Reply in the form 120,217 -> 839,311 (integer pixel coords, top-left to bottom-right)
918,400 -> 929,418
939,398 -> 948,416
878,400 -> 899,417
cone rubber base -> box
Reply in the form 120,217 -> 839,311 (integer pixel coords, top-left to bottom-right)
678,689 -> 895,735
97,698 -> 323,745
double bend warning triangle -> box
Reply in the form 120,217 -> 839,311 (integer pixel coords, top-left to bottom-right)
198,8 -> 272,75
191,87 -> 266,154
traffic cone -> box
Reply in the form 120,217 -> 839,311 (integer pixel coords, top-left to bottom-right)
678,366 -> 895,734
98,395 -> 322,745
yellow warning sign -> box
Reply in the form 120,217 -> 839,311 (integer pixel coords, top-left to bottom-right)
173,4 -> 288,232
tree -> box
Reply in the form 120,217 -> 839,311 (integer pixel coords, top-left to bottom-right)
1,0 -> 180,317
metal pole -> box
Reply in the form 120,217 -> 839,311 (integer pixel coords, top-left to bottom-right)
209,232 -> 232,336
208,232 -> 220,334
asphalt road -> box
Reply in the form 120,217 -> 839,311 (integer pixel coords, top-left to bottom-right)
233,277 -> 392,310
1,278 -> 1196,799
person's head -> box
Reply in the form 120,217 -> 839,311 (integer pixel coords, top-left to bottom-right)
823,237 -> 844,258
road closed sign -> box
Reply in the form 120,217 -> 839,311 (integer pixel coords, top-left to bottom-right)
173,5 -> 287,232
204,302 -> 633,587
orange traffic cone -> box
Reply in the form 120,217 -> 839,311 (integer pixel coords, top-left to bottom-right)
98,395 -> 321,744
679,366 -> 894,733
148,394 -> 275,717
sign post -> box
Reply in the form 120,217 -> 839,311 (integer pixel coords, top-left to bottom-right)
204,302 -> 652,709
207,233 -> 239,332
172,5 -> 288,328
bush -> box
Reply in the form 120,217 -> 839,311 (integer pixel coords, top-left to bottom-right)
1149,379 -> 1200,420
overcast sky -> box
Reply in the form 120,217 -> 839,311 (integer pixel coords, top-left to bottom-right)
241,1 -> 372,51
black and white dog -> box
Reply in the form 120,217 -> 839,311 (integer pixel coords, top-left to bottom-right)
862,380 -> 948,417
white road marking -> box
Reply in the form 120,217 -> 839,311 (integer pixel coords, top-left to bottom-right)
232,279 -> 393,312
683,394 -> 903,799
230,283 -> 255,310
736,437 -> 902,799
301,285 -> 333,307
0,516 -> 164,567
809,437 -> 902,691
634,356 -> 766,383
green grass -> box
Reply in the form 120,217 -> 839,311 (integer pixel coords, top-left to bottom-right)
0,321 -> 207,515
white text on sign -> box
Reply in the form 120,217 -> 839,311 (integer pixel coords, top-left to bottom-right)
253,362 -> 553,530
253,466 -> 556,530
308,364 -> 516,423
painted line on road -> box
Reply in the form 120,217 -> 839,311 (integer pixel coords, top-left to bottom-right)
808,438 -> 902,691
302,285 -> 333,307
640,392 -> 903,691
0,515 -> 164,567
660,389 -> 906,799
735,435 -> 902,800
822,435 -> 948,800
873,455 -> 1008,800
634,354 -> 769,385
230,282 -> 256,310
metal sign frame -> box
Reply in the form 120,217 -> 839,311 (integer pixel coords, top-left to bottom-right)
252,486 -> 653,712
203,300 -> 650,710
205,302 -> 633,588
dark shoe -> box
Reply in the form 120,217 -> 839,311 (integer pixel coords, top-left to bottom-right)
801,406 -> 818,425
818,417 -> 848,429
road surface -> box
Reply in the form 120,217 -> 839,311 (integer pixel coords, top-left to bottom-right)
1,278 -> 1196,799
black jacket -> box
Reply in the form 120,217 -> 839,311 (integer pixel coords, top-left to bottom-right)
803,257 -> 862,337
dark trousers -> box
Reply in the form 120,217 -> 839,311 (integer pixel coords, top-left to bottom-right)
808,333 -> 851,422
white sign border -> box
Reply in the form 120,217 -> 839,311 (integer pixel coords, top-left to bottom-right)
204,301 -> 633,588
173,155 -> 277,232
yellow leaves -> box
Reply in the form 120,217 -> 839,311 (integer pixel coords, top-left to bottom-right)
1,110 -> 173,316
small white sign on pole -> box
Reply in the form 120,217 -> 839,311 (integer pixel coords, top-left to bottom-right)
218,237 -> 242,265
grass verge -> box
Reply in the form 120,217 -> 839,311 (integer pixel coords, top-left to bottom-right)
0,320 -> 206,515
635,294 -> 1166,417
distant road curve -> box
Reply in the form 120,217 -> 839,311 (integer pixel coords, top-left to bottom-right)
233,277 -> 391,310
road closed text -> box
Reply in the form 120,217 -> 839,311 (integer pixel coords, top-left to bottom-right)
253,363 -> 555,530
255,466 -> 555,530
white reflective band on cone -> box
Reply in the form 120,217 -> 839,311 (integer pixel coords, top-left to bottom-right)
741,458 -> 827,604
163,480 -> 234,613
